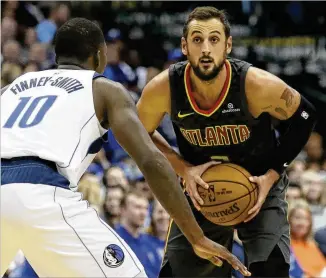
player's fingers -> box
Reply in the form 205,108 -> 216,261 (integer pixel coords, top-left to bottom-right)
247,202 -> 260,215
248,176 -> 258,183
200,161 -> 221,172
188,189 -> 201,211
192,188 -> 204,206
221,253 -> 251,276
209,256 -> 223,267
194,175 -> 209,189
244,209 -> 260,223
247,194 -> 265,215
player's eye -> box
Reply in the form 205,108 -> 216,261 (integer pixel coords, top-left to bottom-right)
210,37 -> 219,43
193,37 -> 202,43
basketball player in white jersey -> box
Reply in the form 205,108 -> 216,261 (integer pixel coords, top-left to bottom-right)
0,18 -> 250,277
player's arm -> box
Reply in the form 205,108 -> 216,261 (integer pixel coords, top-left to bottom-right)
94,78 -> 251,276
246,67 -> 317,176
137,70 -> 194,176
137,69 -> 219,211
243,67 -> 317,222
93,77 -> 204,243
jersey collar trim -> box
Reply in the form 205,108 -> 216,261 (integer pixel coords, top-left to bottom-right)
184,59 -> 232,117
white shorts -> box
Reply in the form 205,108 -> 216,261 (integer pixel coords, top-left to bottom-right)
0,183 -> 147,277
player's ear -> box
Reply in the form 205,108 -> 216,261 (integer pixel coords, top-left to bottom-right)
181,37 -> 188,56
94,51 -> 100,69
226,36 -> 232,55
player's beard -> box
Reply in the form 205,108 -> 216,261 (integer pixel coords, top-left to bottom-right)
188,50 -> 227,82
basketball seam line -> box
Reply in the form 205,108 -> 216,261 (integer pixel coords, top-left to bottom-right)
200,180 -> 257,207
222,164 -> 251,181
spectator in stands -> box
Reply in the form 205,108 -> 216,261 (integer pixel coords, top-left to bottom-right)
1,62 -> 22,87
287,160 -> 306,183
103,28 -> 137,87
289,199 -> 326,277
289,250 -> 304,278
300,170 -> 321,196
78,173 -> 102,212
128,49 -> 148,91
134,177 -> 153,202
315,226 -> 326,257
1,17 -> 17,46
301,171 -> 326,231
23,62 -> 40,73
148,200 -> 169,243
87,148 -> 111,179
133,177 -> 153,229
146,199 -> 170,278
21,27 -> 37,64
1,0 -> 18,19
103,166 -> 129,191
305,132 -> 324,166
101,185 -> 125,227
286,182 -> 304,203
115,191 -> 161,278
27,43 -> 49,70
35,3 -> 70,44
2,40 -> 21,64
163,48 -> 183,70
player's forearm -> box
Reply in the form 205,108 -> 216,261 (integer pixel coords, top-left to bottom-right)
140,149 -> 204,244
257,95 -> 316,176
151,131 -> 191,177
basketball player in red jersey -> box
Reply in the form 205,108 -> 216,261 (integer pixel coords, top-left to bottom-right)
137,6 -> 317,277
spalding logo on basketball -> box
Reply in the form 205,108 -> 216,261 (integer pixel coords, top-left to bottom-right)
197,163 -> 258,226
103,244 -> 125,268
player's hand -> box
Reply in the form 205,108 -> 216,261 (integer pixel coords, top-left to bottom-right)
244,169 -> 280,222
182,161 -> 220,211
192,236 -> 251,276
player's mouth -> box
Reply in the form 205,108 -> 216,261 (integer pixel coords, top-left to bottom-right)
200,58 -> 213,66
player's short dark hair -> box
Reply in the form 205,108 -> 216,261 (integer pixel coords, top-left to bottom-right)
183,6 -> 230,39
54,18 -> 104,62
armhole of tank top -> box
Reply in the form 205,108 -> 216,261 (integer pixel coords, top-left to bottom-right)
239,63 -> 256,125
168,64 -> 177,119
92,72 -> 109,136
93,72 -> 106,80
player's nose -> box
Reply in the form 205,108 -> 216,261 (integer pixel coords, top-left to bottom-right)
201,40 -> 210,55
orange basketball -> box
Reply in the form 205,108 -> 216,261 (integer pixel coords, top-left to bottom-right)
197,163 -> 258,226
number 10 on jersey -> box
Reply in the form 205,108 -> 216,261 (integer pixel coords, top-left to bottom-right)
3,96 -> 57,128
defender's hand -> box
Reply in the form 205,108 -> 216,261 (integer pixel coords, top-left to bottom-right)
182,161 -> 220,211
244,170 -> 280,222
192,236 -> 251,276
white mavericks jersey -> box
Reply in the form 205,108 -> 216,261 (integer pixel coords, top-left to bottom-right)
1,69 -> 108,189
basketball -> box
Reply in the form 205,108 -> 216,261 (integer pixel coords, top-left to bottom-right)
197,163 -> 258,226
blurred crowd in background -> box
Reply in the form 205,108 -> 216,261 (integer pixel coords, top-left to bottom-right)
1,1 -> 326,278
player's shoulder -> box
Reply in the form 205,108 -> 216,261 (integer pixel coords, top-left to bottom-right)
142,67 -> 170,96
92,74 -> 124,94
227,57 -> 252,73
169,60 -> 188,77
244,65 -> 288,109
245,66 -> 285,91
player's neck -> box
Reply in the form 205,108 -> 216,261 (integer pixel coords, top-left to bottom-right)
57,59 -> 91,71
189,63 -> 227,101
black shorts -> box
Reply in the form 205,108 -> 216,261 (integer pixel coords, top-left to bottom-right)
160,174 -> 290,277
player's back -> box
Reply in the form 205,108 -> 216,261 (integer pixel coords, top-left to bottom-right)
1,69 -> 107,188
